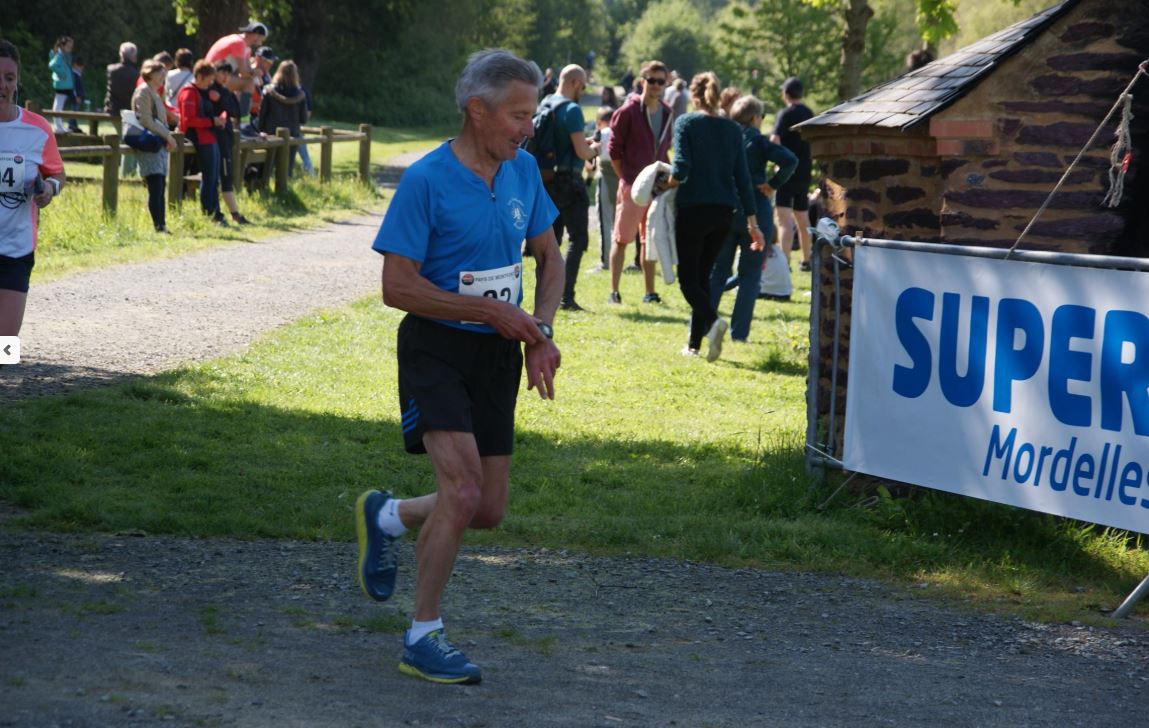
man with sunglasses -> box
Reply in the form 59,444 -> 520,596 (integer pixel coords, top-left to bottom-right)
607,60 -> 673,305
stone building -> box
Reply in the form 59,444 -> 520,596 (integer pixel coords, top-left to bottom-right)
796,0 -> 1149,462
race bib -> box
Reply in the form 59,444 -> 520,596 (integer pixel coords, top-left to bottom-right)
0,153 -> 27,196
458,263 -> 521,303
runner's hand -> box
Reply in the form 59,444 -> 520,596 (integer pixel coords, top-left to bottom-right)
525,338 -> 561,400
485,301 -> 548,346
32,185 -> 54,208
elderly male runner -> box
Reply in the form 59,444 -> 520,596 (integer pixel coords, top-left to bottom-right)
356,49 -> 563,685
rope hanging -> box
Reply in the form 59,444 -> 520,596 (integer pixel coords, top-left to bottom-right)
1007,60 -> 1148,259
1101,92 -> 1134,208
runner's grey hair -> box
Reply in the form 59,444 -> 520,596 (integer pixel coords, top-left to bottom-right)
455,49 -> 542,114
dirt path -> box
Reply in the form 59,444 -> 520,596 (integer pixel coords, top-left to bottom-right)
1,525 -> 1146,728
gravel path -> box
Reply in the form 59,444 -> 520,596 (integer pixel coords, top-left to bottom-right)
1,151 -> 432,402
1,526 -> 1146,728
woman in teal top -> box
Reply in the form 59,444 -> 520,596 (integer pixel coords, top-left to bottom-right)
663,72 -> 765,362
48,36 -> 74,132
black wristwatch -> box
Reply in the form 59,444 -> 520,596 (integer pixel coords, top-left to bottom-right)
537,322 -> 554,339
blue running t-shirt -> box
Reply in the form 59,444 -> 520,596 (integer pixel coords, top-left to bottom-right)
373,141 -> 559,334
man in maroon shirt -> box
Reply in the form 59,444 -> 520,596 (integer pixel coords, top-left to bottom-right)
607,60 -> 673,305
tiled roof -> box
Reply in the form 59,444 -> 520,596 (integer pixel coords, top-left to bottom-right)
798,0 -> 1078,131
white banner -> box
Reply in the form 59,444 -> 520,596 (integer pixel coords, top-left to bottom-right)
843,245 -> 1149,534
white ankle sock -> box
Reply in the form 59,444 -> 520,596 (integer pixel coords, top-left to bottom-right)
407,618 -> 444,646
376,497 -> 407,537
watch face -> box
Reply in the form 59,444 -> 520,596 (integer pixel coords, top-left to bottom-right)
538,322 -> 553,339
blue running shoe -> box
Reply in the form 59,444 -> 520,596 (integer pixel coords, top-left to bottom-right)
355,490 -> 399,601
399,630 -> 482,684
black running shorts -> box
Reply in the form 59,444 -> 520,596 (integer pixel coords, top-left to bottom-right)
0,252 -> 34,293
775,171 -> 812,211
396,315 -> 523,456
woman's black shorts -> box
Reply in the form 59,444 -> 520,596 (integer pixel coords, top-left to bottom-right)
775,163 -> 812,211
0,252 -> 34,293
396,315 -> 523,456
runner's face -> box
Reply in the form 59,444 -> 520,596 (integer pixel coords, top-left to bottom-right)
483,80 -> 538,162
0,58 -> 17,113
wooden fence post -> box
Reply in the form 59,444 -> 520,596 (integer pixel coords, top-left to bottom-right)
275,127 -> 291,197
320,126 -> 333,183
168,134 -> 186,209
358,124 -> 372,184
101,134 -> 120,215
88,115 -> 100,137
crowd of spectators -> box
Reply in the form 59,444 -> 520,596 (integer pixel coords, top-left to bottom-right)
531,58 -> 819,360
40,21 -> 316,229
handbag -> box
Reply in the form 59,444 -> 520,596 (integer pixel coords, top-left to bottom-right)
124,128 -> 165,154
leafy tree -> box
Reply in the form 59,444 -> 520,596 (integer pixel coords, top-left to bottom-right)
527,0 -> 610,72
860,3 -> 911,92
915,0 -> 958,52
170,0 -> 293,51
712,0 -> 839,108
5,1 -> 193,108
801,0 -> 874,101
620,0 -> 713,80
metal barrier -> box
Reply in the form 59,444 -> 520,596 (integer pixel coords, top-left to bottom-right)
29,103 -> 372,214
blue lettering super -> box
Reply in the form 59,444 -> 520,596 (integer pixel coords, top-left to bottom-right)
889,288 -> 1149,437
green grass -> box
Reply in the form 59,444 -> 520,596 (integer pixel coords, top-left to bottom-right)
35,175 -> 385,282
1,238 -> 1147,624
36,119 -> 452,281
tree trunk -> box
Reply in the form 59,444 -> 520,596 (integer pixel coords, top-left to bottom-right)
194,0 -> 252,55
837,0 -> 874,102
286,0 -> 330,91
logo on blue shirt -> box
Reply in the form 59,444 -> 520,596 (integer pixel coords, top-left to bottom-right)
508,197 -> 527,230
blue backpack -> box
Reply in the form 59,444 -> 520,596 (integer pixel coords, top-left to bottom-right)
523,96 -> 573,181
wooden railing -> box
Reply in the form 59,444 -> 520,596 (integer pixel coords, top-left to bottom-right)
28,104 -> 372,215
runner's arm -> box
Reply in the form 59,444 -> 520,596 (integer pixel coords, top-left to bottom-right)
380,253 -> 546,346
522,227 -> 563,399
523,227 -> 563,326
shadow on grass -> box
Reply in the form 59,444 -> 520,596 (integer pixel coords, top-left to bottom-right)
0,374 -> 1140,594
0,363 -> 140,403
618,310 -> 687,325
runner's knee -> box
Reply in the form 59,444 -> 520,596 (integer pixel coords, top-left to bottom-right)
468,502 -> 505,530
438,480 -> 483,530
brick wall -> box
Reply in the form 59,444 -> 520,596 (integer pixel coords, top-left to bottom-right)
800,0 -> 1149,460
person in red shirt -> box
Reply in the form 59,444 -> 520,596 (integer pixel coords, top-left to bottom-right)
177,60 -> 227,225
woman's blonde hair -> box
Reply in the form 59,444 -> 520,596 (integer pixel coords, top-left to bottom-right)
689,71 -> 721,113
272,60 -> 300,89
